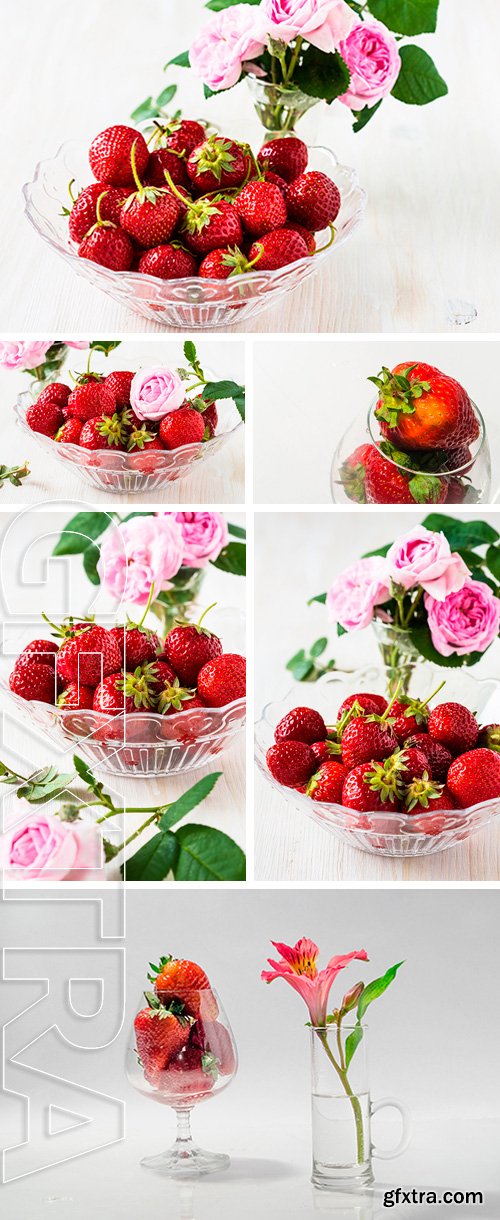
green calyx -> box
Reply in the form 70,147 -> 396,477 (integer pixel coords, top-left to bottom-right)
117,664 -> 157,709
404,775 -> 444,812
96,412 -> 127,448
147,954 -> 172,983
157,679 -> 195,715
190,136 -> 238,181
201,1051 -> 220,1081
163,170 -> 217,235
362,755 -> 404,804
370,365 -> 431,429
340,456 -> 367,504
408,472 -> 446,504
127,423 -> 156,451
41,612 -> 94,641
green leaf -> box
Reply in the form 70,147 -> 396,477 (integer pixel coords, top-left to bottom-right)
174,825 -> 246,881
156,84 -> 177,107
164,49 -> 190,69
422,515 -> 499,550
16,768 -> 75,804
206,0 -> 261,8
183,340 -> 197,365
362,543 -> 392,559
73,754 -> 108,803
227,523 -> 246,540
336,623 -> 347,637
310,637 -> 328,658
352,100 -> 382,133
486,546 -> 500,583
357,962 -> 404,1021
131,97 -> 158,123
125,831 -> 179,881
52,512 -> 112,556
469,567 -> 498,592
367,0 -> 438,35
307,592 -> 327,606
204,83 -> 218,100
295,46 -> 350,102
212,540 -> 246,576
288,658 -> 314,681
158,772 -> 222,832
391,45 -> 448,106
89,341 -> 121,356
202,380 -> 246,423
411,625 -> 483,669
345,1022 -> 364,1069
82,542 -> 101,586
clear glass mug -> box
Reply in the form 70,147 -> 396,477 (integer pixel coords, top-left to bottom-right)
310,1025 -> 411,1191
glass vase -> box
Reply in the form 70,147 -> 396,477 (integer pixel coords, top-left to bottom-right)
246,75 -> 321,139
150,568 -> 206,635
310,1025 -> 411,1191
371,619 -> 422,699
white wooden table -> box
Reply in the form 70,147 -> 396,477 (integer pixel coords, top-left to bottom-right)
1,338 -> 245,505
1,0 -> 498,333
254,509 -> 500,882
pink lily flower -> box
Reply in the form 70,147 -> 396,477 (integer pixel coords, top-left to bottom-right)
262,938 -> 369,1027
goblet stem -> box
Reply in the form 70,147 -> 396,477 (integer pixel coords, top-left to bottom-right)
174,1107 -> 195,1154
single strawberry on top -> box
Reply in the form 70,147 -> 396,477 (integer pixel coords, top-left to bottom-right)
274,706 -> 327,745
371,363 -> 480,452
104,370 -> 134,406
65,373 -> 116,422
150,955 -> 218,1020
258,136 -> 308,183
163,604 -> 222,686
186,135 -> 247,194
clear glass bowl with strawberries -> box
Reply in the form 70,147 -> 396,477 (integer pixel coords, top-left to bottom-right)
23,127 -> 366,330
255,666 -> 500,857
331,362 -> 491,505
0,607 -> 246,778
127,953 -> 237,1176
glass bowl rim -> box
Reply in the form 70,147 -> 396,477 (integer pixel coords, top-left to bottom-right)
366,395 -> 487,478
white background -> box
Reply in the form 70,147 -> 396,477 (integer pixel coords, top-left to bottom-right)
253,337 -> 500,505
1,887 -> 499,1218
1,0 -> 499,333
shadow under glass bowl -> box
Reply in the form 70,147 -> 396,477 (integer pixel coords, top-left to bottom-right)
15,391 -> 243,495
0,608 -> 245,778
255,666 -> 500,858
23,141 -> 367,331
331,398 -> 491,505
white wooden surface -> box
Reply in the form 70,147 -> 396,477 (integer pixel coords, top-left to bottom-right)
254,509 -> 500,882
1,0 -> 499,333
1,338 -> 245,505
0,508 -> 246,876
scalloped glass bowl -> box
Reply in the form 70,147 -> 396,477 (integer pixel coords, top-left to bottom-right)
331,398 -> 491,504
14,390 -> 243,495
255,666 -> 500,857
23,141 -> 367,330
0,609 -> 245,778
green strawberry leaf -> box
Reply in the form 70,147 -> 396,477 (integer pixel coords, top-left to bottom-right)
158,773 -> 223,832
173,824 -> 246,881
52,512 -> 113,556
367,0 -> 439,34
212,540 -> 246,576
391,45 -> 448,106
124,831 -> 179,881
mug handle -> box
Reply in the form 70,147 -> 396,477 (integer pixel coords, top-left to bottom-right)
370,1097 -> 412,1160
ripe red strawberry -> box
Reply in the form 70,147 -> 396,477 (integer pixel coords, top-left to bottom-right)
33,383 -> 71,410
9,660 -> 56,703
266,740 -> 316,787
447,748 -> 500,807
68,183 -> 129,242
311,740 -> 340,766
164,611 -> 222,686
285,221 -> 316,253
248,228 -> 308,270
145,659 -> 179,696
79,222 -> 134,271
134,1002 -> 189,1078
153,955 -> 217,1019
120,180 -> 180,249
89,126 -> 149,188
164,120 -> 207,157
93,673 -> 135,715
341,718 -> 398,771
138,243 -> 197,280
404,734 -> 453,783
186,136 -> 246,194
57,682 -> 95,711
286,171 -> 341,231
342,763 -> 400,814
395,746 -> 431,783
57,624 -> 122,687
65,377 -> 116,422
156,1041 -> 217,1096
364,446 -> 447,504
235,181 -> 287,237
427,702 -> 478,754
104,370 -> 134,406
339,444 -> 376,504
390,697 -> 430,742
423,786 -> 457,811
192,1019 -> 236,1076
55,418 -> 82,444
110,625 -> 161,669
26,397 -> 63,437
274,706 -> 327,745
258,136 -> 308,183
337,693 -> 388,722
263,170 -> 288,193
147,147 -> 190,189
307,759 -> 347,803
201,401 -> 218,438
181,199 -> 243,257
372,363 -> 480,452
197,654 -> 246,707
159,407 -> 205,450
17,639 -> 59,668
198,245 -> 254,278
79,413 -> 126,450
478,724 -> 500,752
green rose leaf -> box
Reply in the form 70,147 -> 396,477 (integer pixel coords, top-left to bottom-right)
164,49 -> 190,69
158,772 -> 222,832
17,767 -> 75,805
183,341 -> 197,364
202,381 -> 245,422
131,97 -> 160,123
295,47 -> 351,102
391,45 -> 448,106
367,0 -> 439,35
411,625 -> 483,669
422,515 -> 499,549
310,637 -> 328,658
227,523 -> 246,540
362,543 -> 392,559
345,1022 -> 364,1070
52,512 -> 113,556
173,824 -> 246,881
156,84 -> 178,108
82,542 -> 101,586
307,592 -> 327,606
357,961 -> 404,1021
212,540 -> 246,576
206,0 -> 261,8
125,831 -> 179,881
352,100 -> 383,133
486,546 -> 500,583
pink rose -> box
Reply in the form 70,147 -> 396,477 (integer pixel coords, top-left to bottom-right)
64,341 -> 89,349
1,814 -> 104,881
386,527 -> 469,602
0,341 -> 52,371
425,579 -> 500,657
260,0 -> 355,53
173,511 -> 229,568
98,516 -> 185,604
339,18 -> 401,111
130,366 -> 186,422
190,6 -> 266,92
327,556 -> 390,631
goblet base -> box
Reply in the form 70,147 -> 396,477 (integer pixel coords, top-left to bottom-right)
141,1145 -> 230,1178
312,1162 -> 375,1192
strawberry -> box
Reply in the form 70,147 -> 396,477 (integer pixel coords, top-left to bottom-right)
34,383 -> 71,411
342,763 -> 401,814
180,198 -> 243,257
134,996 -> 189,1078
274,706 -> 327,745
197,654 -> 246,707
403,770 -> 448,813
17,639 -> 58,668
160,693 -> 206,719
266,740 -> 316,787
285,222 -> 316,253
152,955 -> 217,1020
307,759 -> 347,803
191,1019 -> 236,1076
26,397 -> 63,437
286,171 -> 341,231
427,702 -> 478,755
163,120 -> 207,157
9,660 -> 56,703
68,183 -> 128,242
248,228 -> 308,270
93,673 -> 136,715
57,682 -> 95,711
198,245 -> 254,278
371,364 -> 480,452
258,137 -> 308,183
235,181 -> 287,237
129,439 -> 166,472
447,748 -> 500,807
104,370 -> 134,406
478,724 -> 500,752
186,136 -> 246,194
445,478 -> 468,504
164,608 -> 222,686
55,418 -> 82,445
390,697 -> 430,742
159,407 -> 205,450
145,659 -> 179,695
311,740 -> 340,766
65,377 -> 116,422
364,446 -> 447,505
201,401 -> 218,438
156,1041 -> 217,1096
147,147 -> 190,190
56,623 -> 122,687
79,413 -> 126,450
89,126 -> 149,188
337,693 -> 388,722
119,141 -> 180,248
403,734 -> 453,782
110,624 -> 161,670
79,220 -> 134,271
138,243 -> 197,280
393,746 -> 431,783
341,718 -> 398,771
339,444 -> 375,503
263,170 -> 288,193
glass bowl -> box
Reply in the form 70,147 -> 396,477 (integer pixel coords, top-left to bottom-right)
331,398 -> 491,505
255,666 -> 500,857
14,390 -> 243,495
23,141 -> 367,331
0,609 -> 245,778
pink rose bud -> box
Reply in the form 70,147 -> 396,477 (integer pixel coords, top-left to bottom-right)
341,981 -> 365,1013
1,813 -> 105,882
98,515 -> 185,604
130,366 -> 186,422
172,511 -> 229,568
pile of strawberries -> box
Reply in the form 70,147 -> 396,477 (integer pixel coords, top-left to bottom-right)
8,610 -> 246,731
25,370 -> 218,460
266,686 -> 500,836
66,121 -> 341,280
341,363 -> 481,505
134,955 -> 235,1095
